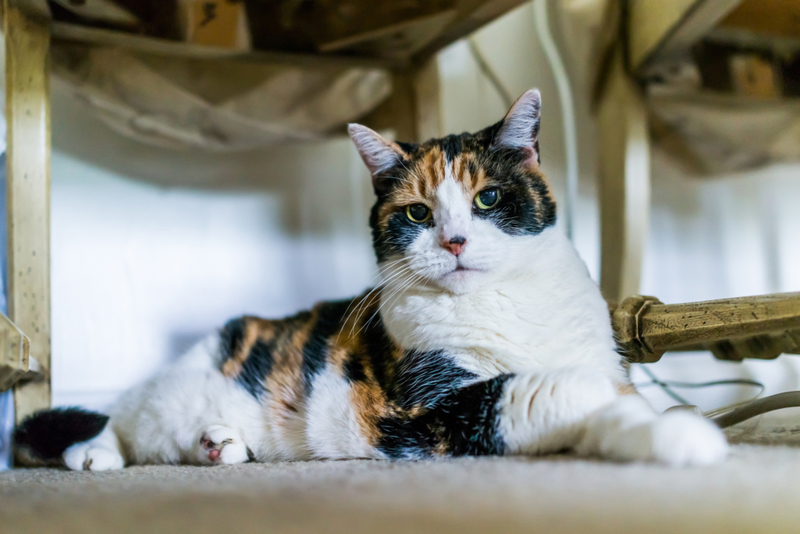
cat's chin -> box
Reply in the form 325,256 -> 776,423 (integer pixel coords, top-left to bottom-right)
436,268 -> 486,294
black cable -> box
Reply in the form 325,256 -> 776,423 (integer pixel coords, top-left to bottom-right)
636,365 -> 800,428
638,378 -> 764,390
635,365 -> 765,408
637,365 -> 692,405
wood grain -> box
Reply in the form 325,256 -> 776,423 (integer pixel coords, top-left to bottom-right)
597,47 -> 650,303
412,58 -> 443,142
0,311 -> 31,391
361,57 -> 442,143
613,293 -> 800,363
5,0 -> 52,421
629,0 -> 742,73
643,293 -> 800,351
51,22 -> 394,70
720,0 -> 800,39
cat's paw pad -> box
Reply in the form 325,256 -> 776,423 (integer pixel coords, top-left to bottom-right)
197,425 -> 249,465
650,412 -> 729,466
63,443 -> 125,471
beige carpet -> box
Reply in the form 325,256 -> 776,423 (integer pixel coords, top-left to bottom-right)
2,413 -> 800,534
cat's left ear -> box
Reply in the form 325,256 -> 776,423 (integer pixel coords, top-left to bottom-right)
348,124 -> 406,188
492,89 -> 541,168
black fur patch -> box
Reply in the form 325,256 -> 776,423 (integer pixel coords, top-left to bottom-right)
395,349 -> 477,409
237,339 -> 275,398
439,134 -> 464,162
14,407 -> 109,461
219,317 -> 246,362
361,312 -> 398,393
302,299 -> 352,388
386,212 -> 427,255
375,416 -> 435,459
474,143 -> 556,236
343,355 -> 367,383
429,374 -> 512,456
395,141 -> 418,154
377,374 -> 512,459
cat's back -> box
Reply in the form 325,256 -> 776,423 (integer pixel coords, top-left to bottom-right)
215,291 -> 404,402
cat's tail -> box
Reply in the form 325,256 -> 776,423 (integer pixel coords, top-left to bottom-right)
13,407 -> 109,467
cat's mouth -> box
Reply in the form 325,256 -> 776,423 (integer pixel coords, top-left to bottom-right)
447,264 -> 482,276
438,264 -> 486,293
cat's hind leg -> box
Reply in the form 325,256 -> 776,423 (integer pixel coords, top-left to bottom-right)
193,425 -> 250,466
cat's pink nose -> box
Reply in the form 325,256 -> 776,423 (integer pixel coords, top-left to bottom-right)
442,235 -> 467,256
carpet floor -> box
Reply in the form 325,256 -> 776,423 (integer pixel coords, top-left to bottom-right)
2,413 -> 800,534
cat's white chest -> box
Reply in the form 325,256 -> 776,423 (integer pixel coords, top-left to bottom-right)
381,236 -> 627,383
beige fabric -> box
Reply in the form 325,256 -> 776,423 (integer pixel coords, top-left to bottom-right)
1,415 -> 799,534
50,46 -> 392,152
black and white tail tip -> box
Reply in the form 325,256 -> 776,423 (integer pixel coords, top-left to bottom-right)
13,407 -> 109,467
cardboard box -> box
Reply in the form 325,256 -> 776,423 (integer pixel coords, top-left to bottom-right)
179,0 -> 251,51
730,54 -> 780,98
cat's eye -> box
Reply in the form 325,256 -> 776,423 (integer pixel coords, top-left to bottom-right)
474,187 -> 501,209
406,203 -> 432,223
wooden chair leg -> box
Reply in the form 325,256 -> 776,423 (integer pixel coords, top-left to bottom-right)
409,58 -> 443,142
361,57 -> 443,143
597,48 -> 651,303
4,1 -> 52,422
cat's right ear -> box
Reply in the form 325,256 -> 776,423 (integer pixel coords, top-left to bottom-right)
348,124 -> 406,189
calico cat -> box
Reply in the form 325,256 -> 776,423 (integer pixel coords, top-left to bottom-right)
15,89 -> 728,470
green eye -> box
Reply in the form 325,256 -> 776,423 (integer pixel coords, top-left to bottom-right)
406,203 -> 432,223
475,187 -> 501,209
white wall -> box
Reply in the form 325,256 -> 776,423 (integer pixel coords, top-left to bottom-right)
44,2 -> 800,416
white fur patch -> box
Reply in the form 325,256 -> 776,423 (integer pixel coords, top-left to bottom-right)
383,226 -> 627,381
435,168 -> 472,243
498,368 -> 616,455
305,369 -> 382,460
62,335 -> 275,470
64,426 -> 125,471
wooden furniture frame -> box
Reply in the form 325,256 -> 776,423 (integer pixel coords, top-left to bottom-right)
2,0 -> 51,421
595,0 -> 745,303
613,293 -> 800,363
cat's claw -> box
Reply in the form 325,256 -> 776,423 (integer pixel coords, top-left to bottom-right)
197,425 -> 249,465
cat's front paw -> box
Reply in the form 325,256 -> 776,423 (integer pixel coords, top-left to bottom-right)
196,425 -> 250,465
579,396 -> 729,466
500,368 -> 617,455
648,411 -> 729,466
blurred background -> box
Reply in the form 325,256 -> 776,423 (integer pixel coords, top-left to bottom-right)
1,0 -> 799,439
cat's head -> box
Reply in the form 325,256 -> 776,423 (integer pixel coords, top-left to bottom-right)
349,89 -> 556,295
